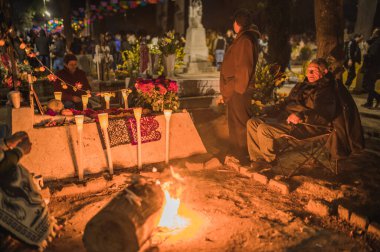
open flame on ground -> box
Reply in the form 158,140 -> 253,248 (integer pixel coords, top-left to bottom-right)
156,167 -> 204,240
158,181 -> 189,230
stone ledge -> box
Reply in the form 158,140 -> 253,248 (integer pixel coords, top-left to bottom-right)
337,205 -> 350,222
252,172 -> 269,185
268,179 -> 290,195
368,222 -> 380,238
305,199 -> 330,217
350,212 -> 369,230
204,157 -> 222,170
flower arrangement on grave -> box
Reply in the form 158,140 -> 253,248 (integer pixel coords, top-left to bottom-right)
134,77 -> 179,112
0,56 -> 34,88
118,42 -> 140,79
251,62 -> 288,115
158,31 -> 185,70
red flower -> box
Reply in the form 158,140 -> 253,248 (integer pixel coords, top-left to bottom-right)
75,82 -> 83,89
167,81 -> 178,93
157,84 -> 167,95
28,53 -> 36,58
47,74 -> 57,82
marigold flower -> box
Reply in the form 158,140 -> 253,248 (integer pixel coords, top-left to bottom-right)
47,74 -> 57,82
0,40 -> 5,46
39,66 -> 45,72
19,43 -> 26,50
75,82 -> 83,89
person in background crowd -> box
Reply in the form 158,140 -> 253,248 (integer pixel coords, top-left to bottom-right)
220,9 -> 260,165
361,28 -> 380,109
35,29 -> 50,67
70,34 -> 82,55
344,33 -> 363,88
51,33 -> 66,71
213,31 -> 226,71
54,54 -> 91,110
225,29 -> 234,48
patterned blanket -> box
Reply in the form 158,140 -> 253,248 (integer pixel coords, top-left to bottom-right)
99,115 -> 161,148
0,165 -> 51,247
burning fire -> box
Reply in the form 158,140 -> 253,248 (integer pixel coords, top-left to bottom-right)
156,167 -> 205,241
158,181 -> 189,230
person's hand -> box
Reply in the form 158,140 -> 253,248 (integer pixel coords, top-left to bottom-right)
5,131 -> 29,149
72,96 -> 81,103
286,113 -> 302,125
348,59 -> 353,67
16,137 -> 32,155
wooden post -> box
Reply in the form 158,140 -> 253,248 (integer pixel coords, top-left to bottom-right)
83,180 -> 165,252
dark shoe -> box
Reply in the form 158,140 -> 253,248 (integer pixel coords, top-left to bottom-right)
361,103 -> 373,109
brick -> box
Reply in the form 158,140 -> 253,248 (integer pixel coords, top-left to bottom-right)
185,161 -> 204,171
239,166 -> 252,178
268,179 -> 290,195
224,156 -> 240,172
337,205 -> 350,222
305,199 -> 330,217
252,172 -> 269,185
204,158 -> 222,170
368,222 -> 380,238
350,212 -> 368,230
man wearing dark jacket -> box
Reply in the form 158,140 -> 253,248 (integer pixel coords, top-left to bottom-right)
362,28 -> 380,109
35,30 -> 50,67
247,59 -> 336,168
344,34 -> 362,87
220,9 -> 260,164
54,54 -> 91,110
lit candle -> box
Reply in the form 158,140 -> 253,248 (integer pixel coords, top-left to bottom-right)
82,94 -> 89,110
133,107 -> 142,169
54,92 -> 62,101
121,89 -> 129,109
98,113 -> 113,175
75,115 -> 84,180
104,93 -> 111,109
28,74 -> 34,109
164,110 -> 172,164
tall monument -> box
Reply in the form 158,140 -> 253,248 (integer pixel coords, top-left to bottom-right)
184,0 -> 211,73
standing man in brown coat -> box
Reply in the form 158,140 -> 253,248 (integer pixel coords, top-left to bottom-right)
220,9 -> 260,164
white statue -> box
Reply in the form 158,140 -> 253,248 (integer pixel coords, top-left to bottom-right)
189,0 -> 203,28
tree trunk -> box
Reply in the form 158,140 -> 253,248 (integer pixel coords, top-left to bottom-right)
354,0 -> 378,40
83,181 -> 164,252
266,0 -> 291,71
314,0 -> 344,79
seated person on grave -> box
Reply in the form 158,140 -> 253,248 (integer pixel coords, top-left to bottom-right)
54,54 -> 92,110
246,58 -> 337,169
0,132 -> 61,250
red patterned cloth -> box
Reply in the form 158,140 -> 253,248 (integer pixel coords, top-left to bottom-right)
126,116 -> 161,145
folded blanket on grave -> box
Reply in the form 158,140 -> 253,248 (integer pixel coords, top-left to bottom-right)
0,164 -> 51,247
99,115 -> 161,148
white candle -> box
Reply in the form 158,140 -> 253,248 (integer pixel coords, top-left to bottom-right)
104,93 -> 111,109
98,113 -> 113,175
164,110 -> 172,164
82,95 -> 89,110
121,89 -> 129,109
75,115 -> 84,180
54,92 -> 62,101
133,107 -> 142,169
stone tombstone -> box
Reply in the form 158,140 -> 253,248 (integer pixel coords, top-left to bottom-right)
184,0 -> 212,73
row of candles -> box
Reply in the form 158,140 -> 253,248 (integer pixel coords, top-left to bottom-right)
73,107 -> 173,180
53,89 -> 130,110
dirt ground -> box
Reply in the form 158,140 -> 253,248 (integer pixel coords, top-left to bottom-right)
33,108 -> 380,251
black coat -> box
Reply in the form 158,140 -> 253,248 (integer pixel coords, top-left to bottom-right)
327,80 -> 365,159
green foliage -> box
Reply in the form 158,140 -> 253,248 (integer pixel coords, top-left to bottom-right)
119,42 -> 140,78
251,61 -> 288,115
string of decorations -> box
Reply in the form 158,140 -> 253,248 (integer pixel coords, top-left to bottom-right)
0,34 -> 132,98
72,0 -> 165,23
